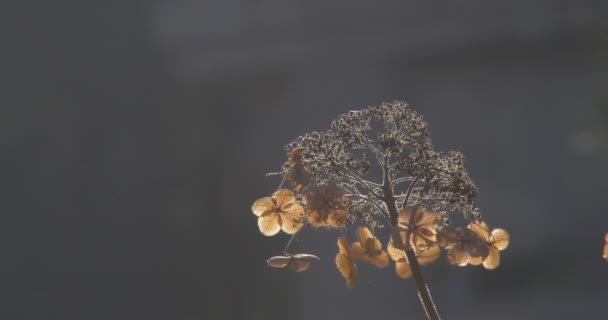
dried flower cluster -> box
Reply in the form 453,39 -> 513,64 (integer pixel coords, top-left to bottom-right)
250,101 -> 509,319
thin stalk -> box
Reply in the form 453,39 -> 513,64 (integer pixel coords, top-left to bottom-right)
384,172 -> 440,320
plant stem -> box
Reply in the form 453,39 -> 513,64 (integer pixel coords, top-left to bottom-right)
383,173 -> 441,320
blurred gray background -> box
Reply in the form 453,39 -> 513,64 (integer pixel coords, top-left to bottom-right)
2,0 -> 608,319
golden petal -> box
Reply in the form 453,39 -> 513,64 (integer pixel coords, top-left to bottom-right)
280,203 -> 304,234
327,208 -> 348,227
370,237 -> 383,254
604,242 -> 608,261
491,228 -> 510,250
251,197 -> 274,217
447,246 -> 471,266
336,252 -> 357,288
370,251 -> 389,268
605,232 -> 608,243
306,209 -> 327,227
397,207 -> 414,226
351,242 -> 371,262
387,241 -> 406,261
395,261 -> 413,279
258,214 -> 281,236
356,226 -> 373,245
267,256 -> 292,268
272,189 -> 296,208
337,236 -> 353,258
468,255 -> 483,266
417,245 -> 440,265
417,210 -> 442,230
468,221 -> 491,241
288,259 -> 311,272
483,246 -> 500,270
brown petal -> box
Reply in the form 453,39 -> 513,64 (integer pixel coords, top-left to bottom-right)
417,210 -> 442,230
491,228 -> 510,251
272,189 -> 296,208
258,213 -> 281,236
468,221 -> 491,242
306,209 -> 328,227
336,252 -> 356,288
356,226 -> 373,245
483,246 -> 501,270
280,203 -> 304,234
327,208 -> 348,227
266,256 -> 292,268
417,245 -> 440,265
370,251 -> 390,268
251,197 -> 274,217
288,259 -> 311,272
447,245 -> 471,266
351,242 -> 371,262
387,241 -> 406,261
395,261 -> 413,279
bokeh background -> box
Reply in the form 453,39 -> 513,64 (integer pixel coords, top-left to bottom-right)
2,0 -> 608,319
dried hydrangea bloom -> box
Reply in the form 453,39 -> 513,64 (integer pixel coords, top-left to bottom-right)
251,189 -> 305,236
351,226 -> 389,268
438,228 -> 489,266
267,254 -> 320,272
285,148 -> 312,191
387,240 -> 440,279
468,221 -> 509,269
395,207 -> 442,251
302,185 -> 348,227
335,236 -> 357,288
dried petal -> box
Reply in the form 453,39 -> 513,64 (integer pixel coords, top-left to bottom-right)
251,197 -> 274,217
335,236 -> 357,288
258,214 -> 281,236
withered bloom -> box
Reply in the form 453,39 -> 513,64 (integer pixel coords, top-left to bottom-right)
267,254 -> 320,272
335,236 -> 357,288
468,221 -> 509,269
251,189 -> 305,236
285,148 -> 312,191
438,228 -> 489,266
351,226 -> 389,268
395,207 -> 442,251
302,185 -> 348,227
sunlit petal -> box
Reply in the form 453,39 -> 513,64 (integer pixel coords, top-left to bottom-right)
267,256 -> 292,268
483,246 -> 501,270
370,251 -> 390,268
387,241 -> 405,261
258,213 -> 281,236
468,221 -> 491,241
280,203 -> 304,234
251,197 -> 274,217
491,228 -> 510,250
395,261 -> 412,279
417,245 -> 440,265
351,242 -> 370,262
273,189 -> 296,209
447,246 -> 471,266
417,210 -> 442,230
356,226 -> 374,245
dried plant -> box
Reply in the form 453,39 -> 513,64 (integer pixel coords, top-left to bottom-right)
251,101 -> 510,319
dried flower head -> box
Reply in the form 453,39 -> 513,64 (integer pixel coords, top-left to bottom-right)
395,207 -> 442,251
267,254 -> 320,272
468,221 -> 510,269
251,189 -> 304,236
437,228 -> 489,266
285,148 -> 312,191
351,226 -> 389,268
335,236 -> 357,288
253,101 -> 509,319
302,185 -> 348,227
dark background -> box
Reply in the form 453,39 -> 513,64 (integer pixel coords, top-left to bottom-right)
2,1 -> 608,319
